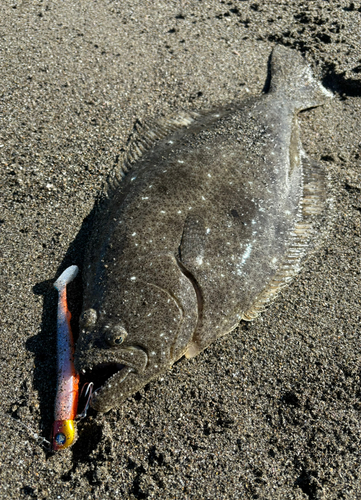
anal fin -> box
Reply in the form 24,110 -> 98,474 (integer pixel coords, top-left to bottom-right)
242,153 -> 329,321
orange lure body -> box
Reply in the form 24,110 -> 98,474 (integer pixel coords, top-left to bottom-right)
51,265 -> 80,451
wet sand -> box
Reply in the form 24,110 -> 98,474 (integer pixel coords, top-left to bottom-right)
1,1 -> 361,498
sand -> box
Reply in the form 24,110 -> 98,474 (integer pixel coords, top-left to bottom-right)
1,1 -> 361,498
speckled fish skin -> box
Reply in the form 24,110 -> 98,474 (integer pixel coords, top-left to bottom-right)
75,46 -> 332,412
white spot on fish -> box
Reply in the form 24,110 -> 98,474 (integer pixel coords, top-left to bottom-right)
241,244 -> 252,265
237,243 -> 253,276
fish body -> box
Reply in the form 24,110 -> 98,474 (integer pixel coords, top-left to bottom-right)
75,46 -> 332,412
52,265 -> 80,451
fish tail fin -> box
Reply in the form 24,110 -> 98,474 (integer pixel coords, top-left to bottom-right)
269,45 -> 333,110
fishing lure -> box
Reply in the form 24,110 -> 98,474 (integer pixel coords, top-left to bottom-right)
3,266 -> 92,452
51,265 -> 80,451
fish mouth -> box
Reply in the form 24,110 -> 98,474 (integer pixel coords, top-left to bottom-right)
78,345 -> 148,412
83,362 -> 131,390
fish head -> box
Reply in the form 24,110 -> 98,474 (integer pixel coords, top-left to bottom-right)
75,255 -> 198,412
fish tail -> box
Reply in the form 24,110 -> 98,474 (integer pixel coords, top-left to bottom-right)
269,45 -> 333,109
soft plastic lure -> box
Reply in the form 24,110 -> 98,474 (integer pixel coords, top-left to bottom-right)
51,265 -> 80,451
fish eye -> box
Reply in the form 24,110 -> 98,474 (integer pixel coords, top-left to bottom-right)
104,324 -> 128,347
79,308 -> 97,329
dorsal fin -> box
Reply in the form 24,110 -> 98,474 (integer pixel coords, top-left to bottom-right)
241,153 -> 329,321
102,111 -> 200,198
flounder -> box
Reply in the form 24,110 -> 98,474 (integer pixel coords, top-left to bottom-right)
75,46 -> 332,412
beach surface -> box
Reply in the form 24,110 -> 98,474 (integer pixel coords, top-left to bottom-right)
1,1 -> 361,498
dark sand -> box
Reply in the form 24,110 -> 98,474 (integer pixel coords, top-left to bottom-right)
1,1 -> 361,498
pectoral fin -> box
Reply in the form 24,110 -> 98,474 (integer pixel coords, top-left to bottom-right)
179,214 -> 206,269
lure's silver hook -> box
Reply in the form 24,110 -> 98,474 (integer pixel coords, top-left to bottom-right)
77,382 -> 94,419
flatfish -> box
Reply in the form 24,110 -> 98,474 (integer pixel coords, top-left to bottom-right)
75,46 -> 332,412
